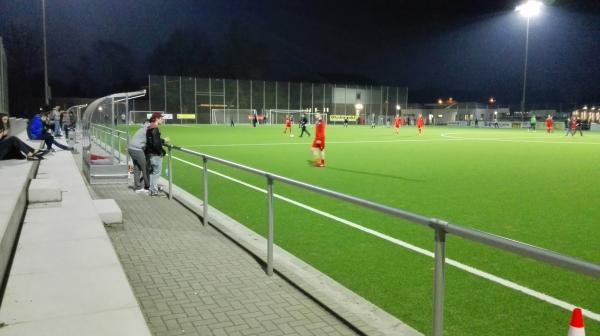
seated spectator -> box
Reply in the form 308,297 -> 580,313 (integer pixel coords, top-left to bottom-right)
0,113 -> 44,160
28,112 -> 73,152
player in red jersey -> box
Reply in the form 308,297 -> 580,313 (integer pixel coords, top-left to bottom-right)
545,115 -> 554,133
570,116 -> 577,135
283,115 -> 292,136
416,114 -> 424,135
311,113 -> 326,167
393,114 -> 402,134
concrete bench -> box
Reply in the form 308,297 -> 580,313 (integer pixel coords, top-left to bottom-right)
0,146 -> 150,335
92,199 -> 122,224
28,179 -> 61,203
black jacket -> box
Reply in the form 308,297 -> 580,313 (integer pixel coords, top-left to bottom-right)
145,126 -> 165,156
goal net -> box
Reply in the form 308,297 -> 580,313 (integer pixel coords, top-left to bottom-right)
267,109 -> 327,125
128,110 -> 166,125
211,109 -> 258,125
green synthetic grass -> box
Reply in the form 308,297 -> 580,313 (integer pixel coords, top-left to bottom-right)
129,124 -> 600,335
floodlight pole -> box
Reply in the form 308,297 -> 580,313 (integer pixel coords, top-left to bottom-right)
42,0 -> 49,106
520,16 -> 531,122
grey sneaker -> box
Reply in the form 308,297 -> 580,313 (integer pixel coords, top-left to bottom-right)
135,188 -> 149,194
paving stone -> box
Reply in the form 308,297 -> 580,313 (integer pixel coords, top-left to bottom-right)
95,184 -> 358,336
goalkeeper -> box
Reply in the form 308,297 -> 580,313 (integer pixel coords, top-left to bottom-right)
299,113 -> 311,137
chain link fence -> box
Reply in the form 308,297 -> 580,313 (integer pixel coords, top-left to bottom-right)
143,75 -> 408,126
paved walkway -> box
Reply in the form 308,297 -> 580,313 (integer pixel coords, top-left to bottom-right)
93,184 -> 358,336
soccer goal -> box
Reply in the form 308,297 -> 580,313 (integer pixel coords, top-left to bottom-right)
128,110 -> 166,125
267,109 -> 327,125
211,109 -> 258,125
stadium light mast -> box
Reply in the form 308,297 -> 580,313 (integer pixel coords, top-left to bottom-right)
516,0 -> 543,121
42,0 -> 50,107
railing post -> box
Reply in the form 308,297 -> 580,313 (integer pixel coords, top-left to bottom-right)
167,145 -> 173,200
432,227 -> 446,336
202,156 -> 208,225
117,134 -> 121,162
266,175 -> 274,276
110,127 -> 114,156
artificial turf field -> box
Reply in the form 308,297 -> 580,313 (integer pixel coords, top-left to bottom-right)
146,123 -> 599,335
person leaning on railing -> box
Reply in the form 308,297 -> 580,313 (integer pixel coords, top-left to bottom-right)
0,113 -> 45,161
128,119 -> 150,193
145,112 -> 170,197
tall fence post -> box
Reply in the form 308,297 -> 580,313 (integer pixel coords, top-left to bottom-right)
432,226 -> 446,336
266,175 -> 274,276
202,156 -> 208,225
167,145 -> 173,200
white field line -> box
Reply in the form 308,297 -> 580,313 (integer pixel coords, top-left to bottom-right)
171,154 -> 600,322
171,132 -> 600,149
185,138 -> 452,148
441,133 -> 600,145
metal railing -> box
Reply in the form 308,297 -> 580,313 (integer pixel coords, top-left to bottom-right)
90,123 -> 128,163
162,144 -> 600,336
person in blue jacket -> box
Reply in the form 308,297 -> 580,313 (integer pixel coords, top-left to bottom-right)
28,113 -> 72,152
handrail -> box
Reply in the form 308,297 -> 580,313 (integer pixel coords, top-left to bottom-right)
165,144 -> 600,335
90,123 -> 128,163
170,144 -> 600,278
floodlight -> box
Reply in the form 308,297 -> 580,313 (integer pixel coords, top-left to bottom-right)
355,102 -> 363,111
396,105 -> 401,110
516,1 -> 543,18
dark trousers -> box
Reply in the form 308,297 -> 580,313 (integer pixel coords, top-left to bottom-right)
128,148 -> 149,189
300,126 -> 310,137
0,136 -> 35,160
40,132 -> 71,150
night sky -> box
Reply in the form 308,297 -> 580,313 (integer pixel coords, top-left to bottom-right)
1,0 -> 599,107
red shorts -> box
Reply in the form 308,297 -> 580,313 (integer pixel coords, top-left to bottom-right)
311,138 -> 325,150
394,124 -> 400,128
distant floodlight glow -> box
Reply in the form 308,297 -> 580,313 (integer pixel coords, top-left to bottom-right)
355,102 -> 363,111
396,104 -> 401,110
516,1 -> 543,18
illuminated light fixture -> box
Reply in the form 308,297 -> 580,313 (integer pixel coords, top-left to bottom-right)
437,99 -> 443,105
98,106 -> 103,111
583,105 -> 588,110
355,102 -> 364,111
396,104 -> 401,110
516,1 -> 543,18
489,97 -> 496,104
438,114 -> 443,118
448,97 -> 453,102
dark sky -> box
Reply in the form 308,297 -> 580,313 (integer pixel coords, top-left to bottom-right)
1,0 -> 599,105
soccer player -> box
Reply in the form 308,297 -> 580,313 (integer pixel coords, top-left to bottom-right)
311,113 -> 326,167
569,116 -> 577,136
416,113 -> 424,135
283,115 -> 292,136
529,115 -> 537,132
299,113 -> 310,137
393,114 -> 401,134
545,115 -> 553,133
343,117 -> 349,128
